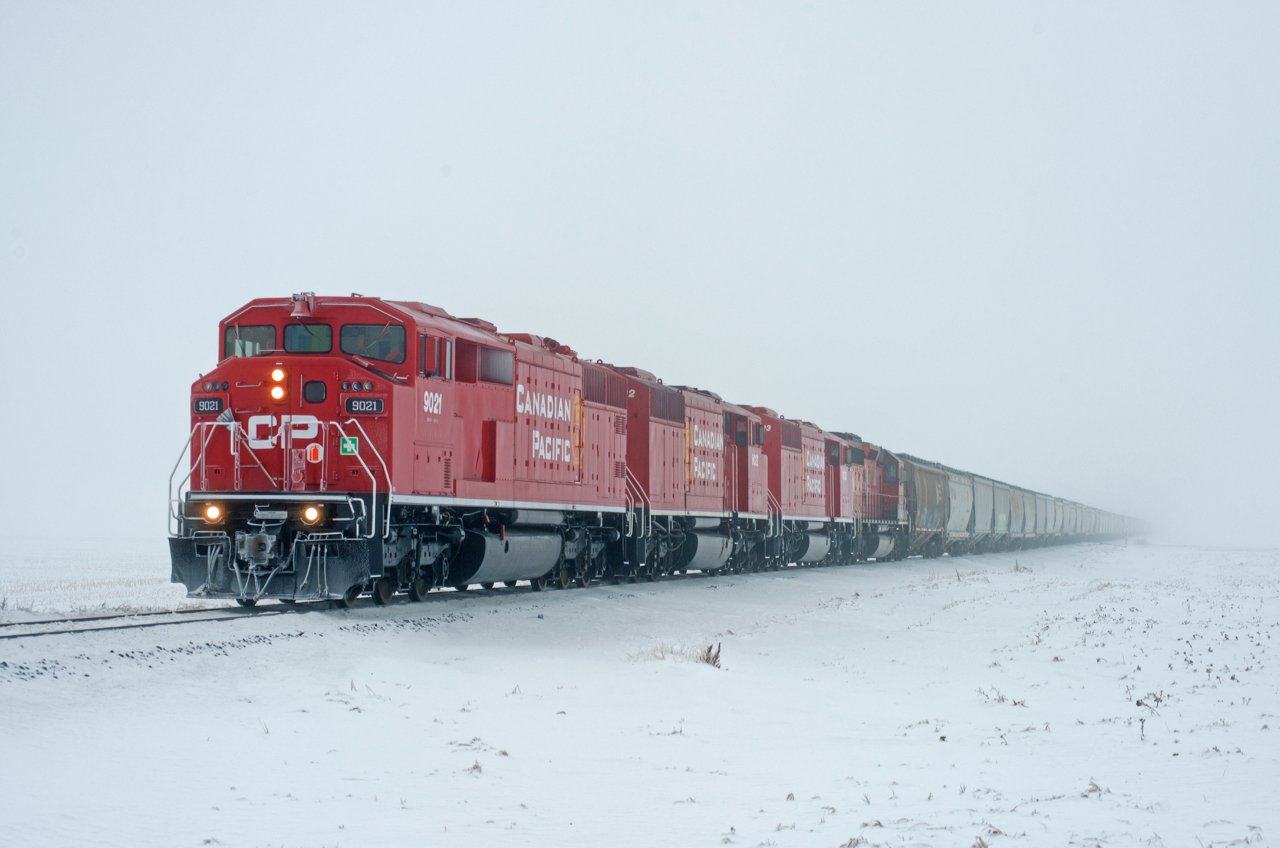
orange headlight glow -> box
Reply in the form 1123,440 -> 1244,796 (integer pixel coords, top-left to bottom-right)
270,386 -> 285,400
271,368 -> 286,382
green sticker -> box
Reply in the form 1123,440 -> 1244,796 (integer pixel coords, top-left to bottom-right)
340,437 -> 358,455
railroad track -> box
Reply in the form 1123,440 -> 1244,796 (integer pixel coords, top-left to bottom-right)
0,603 -> 323,641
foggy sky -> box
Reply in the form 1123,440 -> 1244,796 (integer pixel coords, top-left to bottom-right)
2,3 -> 1277,546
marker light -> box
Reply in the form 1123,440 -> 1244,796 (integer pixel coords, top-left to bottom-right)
302,505 -> 321,525
270,386 -> 285,400
341,382 -> 351,392
363,381 -> 374,392
271,368 -> 286,382
204,505 -> 221,521
203,381 -> 212,391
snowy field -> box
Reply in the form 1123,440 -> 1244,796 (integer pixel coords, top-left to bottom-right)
1,541 -> 1277,848
0,537 -> 224,620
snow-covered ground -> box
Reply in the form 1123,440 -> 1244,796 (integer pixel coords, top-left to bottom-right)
0,537 -> 223,620
1,542 -> 1276,847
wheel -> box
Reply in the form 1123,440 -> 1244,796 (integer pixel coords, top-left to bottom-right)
336,584 -> 361,609
577,560 -> 593,589
557,560 -> 574,590
279,598 -> 296,604
481,582 -> 495,590
454,582 -> 470,591
503,580 -> 517,588
372,577 -> 394,606
409,577 -> 430,602
530,574 -> 548,591
627,573 -> 638,584
235,598 -> 256,608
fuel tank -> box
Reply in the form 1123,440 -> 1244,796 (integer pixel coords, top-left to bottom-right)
798,531 -> 831,563
682,531 -> 733,572
449,530 -> 562,586
867,533 -> 895,560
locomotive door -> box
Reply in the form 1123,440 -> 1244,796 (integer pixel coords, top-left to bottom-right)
825,441 -> 841,521
289,363 -> 339,491
729,414 -> 748,513
414,334 -> 455,496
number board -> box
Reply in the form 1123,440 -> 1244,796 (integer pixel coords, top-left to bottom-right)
193,397 -> 224,415
345,397 -> 385,415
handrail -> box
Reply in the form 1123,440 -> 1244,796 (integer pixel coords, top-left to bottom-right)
624,467 -> 651,538
765,489 -> 782,539
169,417 -> 389,540
168,420 -> 280,536
342,418 -> 393,539
622,481 -> 636,537
325,421 -> 381,540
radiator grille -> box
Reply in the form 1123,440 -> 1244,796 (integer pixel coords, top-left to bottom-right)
614,461 -> 627,478
781,420 -> 802,450
442,458 -> 452,490
614,414 -> 627,435
650,384 -> 685,423
583,363 -> 627,409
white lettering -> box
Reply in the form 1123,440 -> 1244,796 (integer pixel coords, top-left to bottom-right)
245,414 -> 318,449
423,390 -> 443,415
247,414 -> 277,449
691,424 -> 724,451
518,384 -> 576,422
692,456 -> 717,481
287,414 -> 318,440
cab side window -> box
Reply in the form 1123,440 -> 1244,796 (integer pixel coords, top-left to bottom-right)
418,334 -> 451,380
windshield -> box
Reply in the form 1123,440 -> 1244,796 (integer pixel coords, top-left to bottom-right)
284,323 -> 333,353
223,324 -> 276,358
341,323 -> 406,363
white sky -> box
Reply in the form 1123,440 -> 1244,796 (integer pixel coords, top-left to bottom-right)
1,3 -> 1276,545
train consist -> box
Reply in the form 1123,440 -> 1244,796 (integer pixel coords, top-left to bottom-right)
169,294 -> 1132,606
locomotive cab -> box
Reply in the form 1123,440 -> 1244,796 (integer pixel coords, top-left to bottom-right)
171,294 -> 413,606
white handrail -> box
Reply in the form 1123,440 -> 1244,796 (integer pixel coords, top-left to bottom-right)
341,418 -> 393,539
765,489 -> 782,540
625,467 -> 651,538
169,417 -> 390,540
168,421 -> 280,536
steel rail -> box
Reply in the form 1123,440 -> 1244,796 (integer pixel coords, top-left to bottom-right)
0,606 -> 311,641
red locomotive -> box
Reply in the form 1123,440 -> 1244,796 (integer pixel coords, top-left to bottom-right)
169,293 -> 1132,606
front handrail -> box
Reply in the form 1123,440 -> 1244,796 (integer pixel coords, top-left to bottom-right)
169,416 -> 391,540
327,419 -> 391,540
168,420 -> 280,536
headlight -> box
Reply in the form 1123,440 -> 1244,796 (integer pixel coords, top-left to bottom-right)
270,386 -> 285,400
302,505 -> 322,525
204,504 -> 222,522
271,368 -> 286,382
